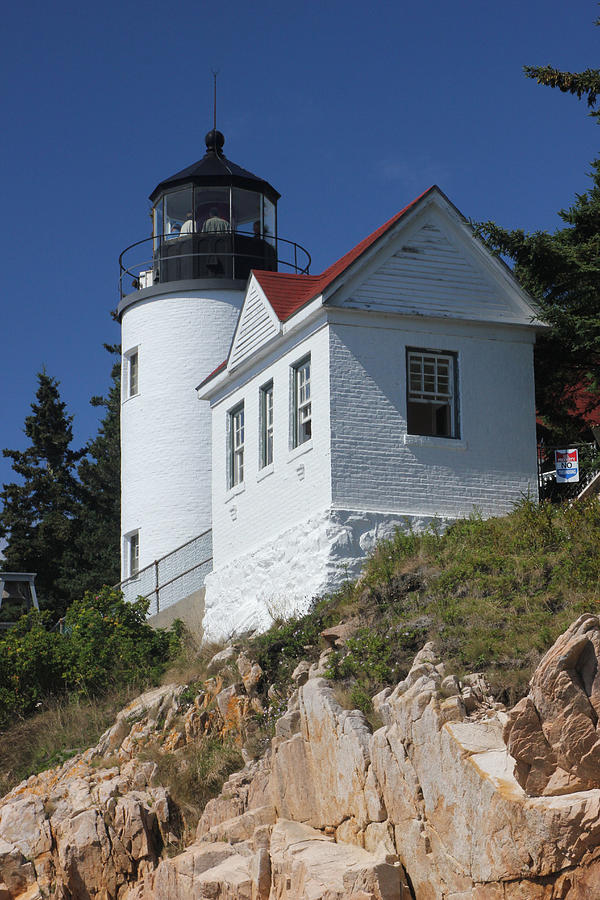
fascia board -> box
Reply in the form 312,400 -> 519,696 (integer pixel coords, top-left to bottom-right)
325,306 -> 539,344
281,294 -> 324,334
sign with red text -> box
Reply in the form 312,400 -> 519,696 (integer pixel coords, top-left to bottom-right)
555,449 -> 579,483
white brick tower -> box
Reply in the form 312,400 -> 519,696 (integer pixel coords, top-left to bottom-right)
117,129 -> 308,580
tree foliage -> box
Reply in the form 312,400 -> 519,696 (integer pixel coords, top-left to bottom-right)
477,33 -> 600,439
0,349 -> 121,617
0,373 -> 84,616
67,345 -> 121,598
524,64 -> 600,118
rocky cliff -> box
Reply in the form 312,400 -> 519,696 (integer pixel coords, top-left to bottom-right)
2,615 -> 600,898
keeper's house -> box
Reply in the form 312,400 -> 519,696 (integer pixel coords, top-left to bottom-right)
198,185 -> 544,637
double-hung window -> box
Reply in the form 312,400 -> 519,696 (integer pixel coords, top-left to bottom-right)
292,356 -> 312,447
260,381 -> 274,468
406,349 -> 458,438
228,403 -> 245,487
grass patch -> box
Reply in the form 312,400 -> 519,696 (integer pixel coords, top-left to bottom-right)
0,685 -> 139,797
160,626 -> 228,687
141,738 -> 243,838
244,498 -> 600,707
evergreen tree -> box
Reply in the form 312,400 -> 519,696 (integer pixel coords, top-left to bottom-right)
476,32 -> 600,439
66,345 -> 121,596
0,373 -> 84,616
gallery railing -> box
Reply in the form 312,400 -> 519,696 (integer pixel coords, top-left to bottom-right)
119,230 -> 311,299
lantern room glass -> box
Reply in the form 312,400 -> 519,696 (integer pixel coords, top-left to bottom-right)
153,186 -> 277,243
164,188 -> 192,238
232,188 -> 261,237
263,197 -> 276,246
194,188 -> 231,233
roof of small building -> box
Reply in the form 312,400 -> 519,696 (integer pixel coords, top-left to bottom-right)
197,187 -> 435,390
252,185 -> 435,322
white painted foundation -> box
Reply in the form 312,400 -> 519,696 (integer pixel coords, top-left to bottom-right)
202,506 -> 451,640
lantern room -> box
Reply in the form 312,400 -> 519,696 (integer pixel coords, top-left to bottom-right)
119,130 -> 311,296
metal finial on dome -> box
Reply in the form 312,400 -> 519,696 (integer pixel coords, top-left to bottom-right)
205,129 -> 225,155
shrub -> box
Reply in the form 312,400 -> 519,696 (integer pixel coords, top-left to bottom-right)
0,587 -> 180,729
61,587 -> 176,694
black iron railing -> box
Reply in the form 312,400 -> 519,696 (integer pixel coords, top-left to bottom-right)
119,230 -> 311,299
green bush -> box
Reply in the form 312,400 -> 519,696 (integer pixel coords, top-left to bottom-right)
0,587 -> 179,729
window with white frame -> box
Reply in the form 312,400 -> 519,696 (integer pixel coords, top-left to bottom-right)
127,530 -> 140,577
260,381 -> 274,468
123,348 -> 139,400
406,348 -> 458,438
292,356 -> 312,447
228,403 -> 245,487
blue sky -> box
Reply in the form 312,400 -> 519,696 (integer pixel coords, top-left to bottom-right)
0,0 -> 598,490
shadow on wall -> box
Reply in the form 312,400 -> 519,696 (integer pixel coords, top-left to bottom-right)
148,588 -> 205,643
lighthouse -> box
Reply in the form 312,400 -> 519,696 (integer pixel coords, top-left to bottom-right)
117,129 -> 310,594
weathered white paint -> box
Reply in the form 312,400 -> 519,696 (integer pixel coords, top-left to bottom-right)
328,198 -> 541,328
348,222 -> 512,319
228,276 -> 280,370
203,507 -> 447,639
120,288 -> 243,575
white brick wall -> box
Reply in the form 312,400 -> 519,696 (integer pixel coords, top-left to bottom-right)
328,313 -> 538,517
204,308 -> 538,630
209,317 -> 332,570
120,288 -> 243,574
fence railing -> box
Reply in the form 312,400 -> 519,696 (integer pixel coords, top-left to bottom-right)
114,530 -> 213,616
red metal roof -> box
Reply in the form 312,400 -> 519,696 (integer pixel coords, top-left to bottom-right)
254,186 -> 435,322
565,383 -> 600,427
199,187 -> 437,390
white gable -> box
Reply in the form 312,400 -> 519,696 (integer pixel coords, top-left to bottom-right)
228,277 -> 281,370
332,205 -> 540,327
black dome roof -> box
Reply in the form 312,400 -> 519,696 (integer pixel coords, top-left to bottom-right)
149,130 -> 280,204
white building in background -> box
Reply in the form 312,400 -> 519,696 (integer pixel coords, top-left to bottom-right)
118,134 -> 544,636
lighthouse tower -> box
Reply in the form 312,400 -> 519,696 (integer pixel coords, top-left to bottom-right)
117,129 -> 307,591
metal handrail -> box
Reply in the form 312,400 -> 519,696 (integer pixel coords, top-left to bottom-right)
113,529 -> 213,615
119,230 -> 311,298
113,527 -> 212,592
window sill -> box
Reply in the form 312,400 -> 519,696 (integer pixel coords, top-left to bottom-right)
225,482 -> 245,502
403,433 -> 468,451
287,439 -> 313,463
122,393 -> 140,405
256,463 -> 274,483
